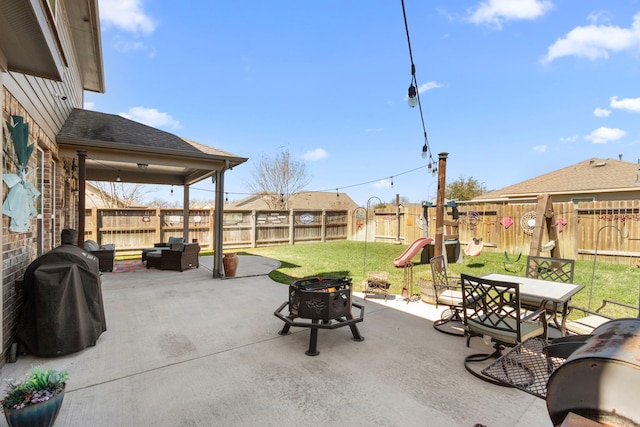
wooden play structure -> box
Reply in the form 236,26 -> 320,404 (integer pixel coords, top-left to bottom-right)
529,194 -> 561,258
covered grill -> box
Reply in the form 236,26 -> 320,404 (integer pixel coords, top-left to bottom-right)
275,276 -> 364,355
546,318 -> 640,427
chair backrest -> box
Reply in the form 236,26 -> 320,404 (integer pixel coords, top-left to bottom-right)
525,256 -> 575,283
430,255 -> 449,289
461,274 -> 524,346
167,236 -> 185,245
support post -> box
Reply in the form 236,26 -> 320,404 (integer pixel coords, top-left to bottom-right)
434,152 -> 448,258
213,169 -> 225,278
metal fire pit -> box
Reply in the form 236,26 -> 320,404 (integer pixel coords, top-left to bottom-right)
546,318 -> 640,427
274,276 -> 364,356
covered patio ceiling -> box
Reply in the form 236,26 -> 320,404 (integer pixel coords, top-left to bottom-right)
56,108 -> 248,278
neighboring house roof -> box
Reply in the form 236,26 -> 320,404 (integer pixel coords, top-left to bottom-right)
228,191 -> 359,211
474,158 -> 640,201
57,109 -> 247,185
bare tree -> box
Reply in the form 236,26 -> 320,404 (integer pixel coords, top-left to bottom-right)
248,149 -> 311,209
90,181 -> 152,208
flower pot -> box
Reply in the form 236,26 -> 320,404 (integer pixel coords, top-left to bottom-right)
223,253 -> 239,277
4,388 -> 65,427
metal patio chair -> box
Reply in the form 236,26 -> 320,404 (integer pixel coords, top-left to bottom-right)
461,274 -> 547,385
430,255 -> 467,336
522,256 -> 576,334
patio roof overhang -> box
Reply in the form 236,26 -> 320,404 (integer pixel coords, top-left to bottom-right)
0,0 -> 104,92
56,108 -> 248,278
57,109 -> 247,186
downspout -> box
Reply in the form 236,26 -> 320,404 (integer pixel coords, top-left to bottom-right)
77,150 -> 87,247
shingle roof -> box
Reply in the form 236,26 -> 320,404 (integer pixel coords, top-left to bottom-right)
228,191 -> 359,211
58,109 -> 241,159
476,157 -> 640,200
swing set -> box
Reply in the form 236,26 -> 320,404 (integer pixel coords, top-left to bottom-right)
503,194 -> 561,271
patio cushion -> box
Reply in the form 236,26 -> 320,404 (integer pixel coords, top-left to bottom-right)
167,237 -> 185,245
84,240 -> 100,251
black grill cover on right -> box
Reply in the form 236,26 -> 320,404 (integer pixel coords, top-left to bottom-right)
16,244 -> 107,357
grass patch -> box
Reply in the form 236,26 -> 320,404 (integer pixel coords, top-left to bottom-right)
243,241 -> 640,316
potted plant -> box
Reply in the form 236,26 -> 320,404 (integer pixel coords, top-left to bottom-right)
2,366 -> 69,427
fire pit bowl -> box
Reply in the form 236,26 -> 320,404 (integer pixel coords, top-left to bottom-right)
275,276 -> 364,356
289,277 -> 352,321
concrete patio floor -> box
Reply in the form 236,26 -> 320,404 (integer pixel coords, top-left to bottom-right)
0,255 -> 554,427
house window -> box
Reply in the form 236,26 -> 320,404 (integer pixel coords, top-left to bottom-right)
572,197 -> 594,208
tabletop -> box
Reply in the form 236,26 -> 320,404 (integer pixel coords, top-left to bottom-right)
482,273 -> 584,304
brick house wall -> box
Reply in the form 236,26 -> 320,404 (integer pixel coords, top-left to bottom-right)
2,89 -> 70,361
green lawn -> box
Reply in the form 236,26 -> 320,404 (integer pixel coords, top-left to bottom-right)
240,240 -> 640,318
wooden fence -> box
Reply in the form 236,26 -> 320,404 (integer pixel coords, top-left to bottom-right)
353,200 -> 640,266
85,200 -> 640,265
84,208 -> 350,256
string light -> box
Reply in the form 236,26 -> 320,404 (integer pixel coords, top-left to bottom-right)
401,0 -> 434,164
170,185 -> 174,196
390,176 -> 394,188
116,170 -> 121,182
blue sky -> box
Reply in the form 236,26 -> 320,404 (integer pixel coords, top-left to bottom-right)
86,0 -> 640,206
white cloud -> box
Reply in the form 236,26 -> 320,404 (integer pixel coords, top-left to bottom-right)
533,145 -> 547,152
543,13 -> 640,63
584,126 -> 626,144
468,0 -> 553,30
559,135 -> 578,142
373,179 -> 392,189
302,148 -> 328,161
113,39 -> 147,53
119,107 -> 182,130
84,101 -> 95,110
587,10 -> 613,25
594,107 -> 611,117
100,0 -> 157,34
610,96 -> 640,112
417,81 -> 444,94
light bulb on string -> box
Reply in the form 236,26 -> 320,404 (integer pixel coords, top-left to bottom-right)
116,170 -> 121,182
170,185 -> 174,196
407,84 -> 417,108
390,176 -> 394,188
421,143 -> 428,159
225,192 -> 229,203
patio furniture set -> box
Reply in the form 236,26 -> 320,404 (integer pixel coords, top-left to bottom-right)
425,253 -> 640,426
141,237 -> 200,272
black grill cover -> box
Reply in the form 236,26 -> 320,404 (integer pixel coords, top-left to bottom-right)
17,245 -> 107,357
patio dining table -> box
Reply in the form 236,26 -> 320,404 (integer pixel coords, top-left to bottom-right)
482,273 -> 585,336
